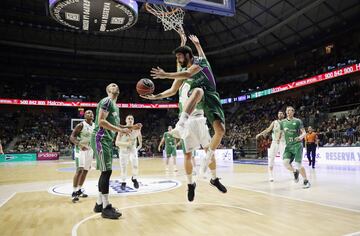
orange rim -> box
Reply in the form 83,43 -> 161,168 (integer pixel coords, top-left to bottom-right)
145,3 -> 182,17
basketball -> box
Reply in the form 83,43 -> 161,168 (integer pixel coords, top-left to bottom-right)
136,78 -> 155,95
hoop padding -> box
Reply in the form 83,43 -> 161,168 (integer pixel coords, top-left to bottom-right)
145,3 -> 185,31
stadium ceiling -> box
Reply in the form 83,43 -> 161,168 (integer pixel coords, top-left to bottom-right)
0,0 -> 359,79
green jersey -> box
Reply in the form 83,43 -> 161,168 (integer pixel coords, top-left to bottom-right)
164,132 -> 176,148
280,118 -> 304,145
191,57 -> 217,92
92,97 -> 120,142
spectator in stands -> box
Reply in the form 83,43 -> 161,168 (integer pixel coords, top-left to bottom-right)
0,140 -> 4,154
324,138 -> 335,147
352,137 -> 360,147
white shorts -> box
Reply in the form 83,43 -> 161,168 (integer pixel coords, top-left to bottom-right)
267,141 -> 286,167
119,147 -> 138,160
182,116 -> 211,153
74,148 -> 93,171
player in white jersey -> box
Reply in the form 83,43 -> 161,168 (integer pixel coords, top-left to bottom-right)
256,111 -> 286,182
70,110 -> 95,202
115,115 -> 142,190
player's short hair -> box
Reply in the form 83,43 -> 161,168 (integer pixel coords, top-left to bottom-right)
286,106 -> 295,110
126,114 -> 134,119
173,46 -> 193,58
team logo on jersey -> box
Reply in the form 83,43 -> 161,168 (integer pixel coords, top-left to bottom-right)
48,177 -> 181,197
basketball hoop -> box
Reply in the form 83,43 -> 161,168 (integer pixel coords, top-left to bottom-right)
145,3 -> 185,32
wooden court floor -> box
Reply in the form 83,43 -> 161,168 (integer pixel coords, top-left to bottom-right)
0,158 -> 359,236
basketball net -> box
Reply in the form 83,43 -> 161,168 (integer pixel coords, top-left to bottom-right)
145,3 -> 185,32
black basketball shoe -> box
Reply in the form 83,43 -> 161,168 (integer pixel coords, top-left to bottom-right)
132,177 -> 139,189
102,204 -> 122,219
77,189 -> 88,198
72,192 -> 79,203
93,203 -> 103,213
210,178 -> 227,193
120,182 -> 126,191
187,183 -> 196,202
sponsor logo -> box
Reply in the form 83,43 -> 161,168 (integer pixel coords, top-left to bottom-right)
5,155 -> 16,161
49,178 -> 181,196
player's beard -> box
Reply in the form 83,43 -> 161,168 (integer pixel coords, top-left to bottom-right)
179,58 -> 189,68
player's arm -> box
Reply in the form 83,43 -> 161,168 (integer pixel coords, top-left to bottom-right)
150,65 -> 202,80
141,79 -> 183,100
69,123 -> 83,146
158,135 -> 165,152
115,132 -> 130,147
98,108 -> 129,134
256,121 -> 274,139
137,130 -> 143,151
295,128 -> 307,142
189,35 -> 206,59
119,123 -> 142,130
175,138 -> 181,147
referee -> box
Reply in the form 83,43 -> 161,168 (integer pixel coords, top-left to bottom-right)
305,126 -> 318,168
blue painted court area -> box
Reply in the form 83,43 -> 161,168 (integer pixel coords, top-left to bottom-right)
234,159 -> 268,165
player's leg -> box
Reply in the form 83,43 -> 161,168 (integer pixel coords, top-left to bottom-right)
294,144 -> 310,188
311,144 -> 316,168
191,154 -> 196,175
72,148 -> 83,202
129,148 -> 139,189
172,148 -> 178,172
165,146 -> 171,172
91,137 -> 104,213
119,149 -> 129,190
306,145 -> 312,166
185,151 -> 196,201
96,141 -> 121,219
267,142 -> 278,182
178,88 -> 204,127
195,116 -> 226,193
282,146 -> 300,182
77,149 -> 93,198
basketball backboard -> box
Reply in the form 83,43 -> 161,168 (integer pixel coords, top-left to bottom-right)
138,0 -> 235,16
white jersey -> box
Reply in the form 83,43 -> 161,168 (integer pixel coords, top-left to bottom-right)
272,120 -> 285,142
119,129 -> 140,149
78,121 -> 94,148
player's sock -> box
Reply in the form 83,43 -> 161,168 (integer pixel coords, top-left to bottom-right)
101,194 -> 110,207
73,186 -> 77,192
96,192 -> 102,205
210,169 -> 216,180
186,174 -> 194,184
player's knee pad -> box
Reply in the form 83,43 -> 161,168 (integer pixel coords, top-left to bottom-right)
294,162 -> 302,170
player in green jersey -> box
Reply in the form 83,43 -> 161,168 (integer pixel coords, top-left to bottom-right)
91,83 -> 142,219
280,106 -> 311,188
141,35 -> 227,201
158,126 -> 179,173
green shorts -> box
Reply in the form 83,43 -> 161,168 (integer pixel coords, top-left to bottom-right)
165,145 -> 176,157
283,142 -> 303,163
91,136 -> 113,171
201,91 -> 225,125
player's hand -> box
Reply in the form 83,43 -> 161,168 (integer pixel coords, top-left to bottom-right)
189,35 -> 200,45
151,67 -> 167,79
0,151 -> 4,155
81,146 -> 89,151
140,94 -> 159,100
176,28 -> 187,46
158,147 -> 161,152
133,123 -> 142,130
295,137 -> 301,142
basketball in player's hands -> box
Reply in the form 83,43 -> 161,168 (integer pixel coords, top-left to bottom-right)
136,78 -> 155,96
